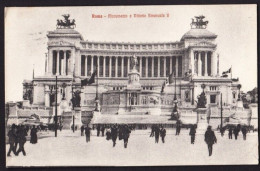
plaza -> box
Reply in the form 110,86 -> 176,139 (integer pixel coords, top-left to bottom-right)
6,129 -> 258,166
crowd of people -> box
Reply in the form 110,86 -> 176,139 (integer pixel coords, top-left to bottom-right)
7,122 -> 251,157
7,124 -> 39,157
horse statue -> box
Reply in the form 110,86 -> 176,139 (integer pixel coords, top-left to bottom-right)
56,14 -> 76,29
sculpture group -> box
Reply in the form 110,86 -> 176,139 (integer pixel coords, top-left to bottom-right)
57,14 -> 76,29
190,15 -> 209,29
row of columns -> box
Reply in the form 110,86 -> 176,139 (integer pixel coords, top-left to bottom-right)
190,50 -> 216,76
82,56 -> 182,78
48,50 -> 72,76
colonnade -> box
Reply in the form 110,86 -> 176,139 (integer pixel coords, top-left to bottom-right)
81,55 -> 183,78
47,50 -> 72,76
190,50 -> 216,76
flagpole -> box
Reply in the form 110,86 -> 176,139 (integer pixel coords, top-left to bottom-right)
231,65 -> 232,79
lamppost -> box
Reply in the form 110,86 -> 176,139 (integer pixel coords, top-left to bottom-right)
170,72 -> 178,120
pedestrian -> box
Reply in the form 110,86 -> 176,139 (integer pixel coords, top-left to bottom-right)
241,126 -> 247,140
189,125 -> 196,144
176,120 -> 181,135
7,124 -> 17,157
234,126 -> 239,140
220,127 -> 225,137
154,125 -> 160,143
228,127 -> 233,139
160,126 -> 166,143
150,125 -> 155,137
111,124 -> 118,147
101,125 -> 105,137
81,125 -> 84,136
14,125 -> 19,152
30,125 -> 38,144
16,125 -> 28,156
97,124 -> 100,137
85,125 -> 91,143
204,125 -> 217,157
59,124 -> 63,131
122,125 -> 131,148
106,128 -> 111,140
118,125 -> 123,140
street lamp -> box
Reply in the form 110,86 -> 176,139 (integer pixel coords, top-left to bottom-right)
170,72 -> 178,120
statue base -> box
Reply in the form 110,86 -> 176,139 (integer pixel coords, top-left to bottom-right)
196,108 -> 208,134
70,109 -> 82,130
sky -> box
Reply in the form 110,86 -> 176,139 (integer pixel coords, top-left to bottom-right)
5,5 -> 257,102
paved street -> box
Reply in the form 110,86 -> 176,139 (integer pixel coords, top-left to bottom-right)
6,129 -> 258,166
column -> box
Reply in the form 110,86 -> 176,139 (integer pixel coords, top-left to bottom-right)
190,49 -> 194,75
198,52 -> 202,76
121,57 -> 124,77
146,57 -> 148,77
205,52 -> 208,76
103,56 -> 106,77
109,56 -> 112,77
151,56 -> 154,77
170,57 -> 172,74
57,88 -> 61,103
211,51 -> 216,76
91,56 -> 94,74
163,57 -> 166,77
158,57 -> 160,77
97,56 -> 100,77
176,56 -> 179,77
63,51 -> 66,75
115,56 -> 118,77
85,56 -> 88,76
127,57 -> 130,74
45,93 -> 50,107
48,49 -> 53,74
139,56 -> 142,77
56,51 -> 60,75
45,53 -> 48,74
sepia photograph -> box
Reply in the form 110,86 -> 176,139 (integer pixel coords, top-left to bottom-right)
4,5 -> 258,166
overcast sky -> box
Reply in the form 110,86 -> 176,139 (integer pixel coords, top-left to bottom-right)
5,5 -> 257,102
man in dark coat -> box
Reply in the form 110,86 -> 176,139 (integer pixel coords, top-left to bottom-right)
85,125 -> 91,143
118,125 -> 123,140
7,124 -> 17,156
204,126 -> 217,156
30,125 -> 38,144
160,126 -> 166,143
101,125 -> 105,137
233,126 -> 239,140
176,120 -> 181,135
16,125 -> 28,156
80,125 -> 84,136
122,125 -> 131,148
150,125 -> 155,137
111,124 -> 118,147
228,127 -> 233,139
106,128 -> 111,140
97,124 -> 100,137
154,125 -> 160,143
241,126 -> 247,140
189,125 -> 196,144
220,127 -> 225,137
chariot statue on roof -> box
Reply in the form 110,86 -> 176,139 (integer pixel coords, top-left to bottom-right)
57,14 -> 76,29
190,15 -> 208,29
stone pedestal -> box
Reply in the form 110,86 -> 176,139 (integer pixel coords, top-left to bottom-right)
196,108 -> 208,133
70,107 -> 82,129
236,100 -> 244,110
22,100 -> 30,107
